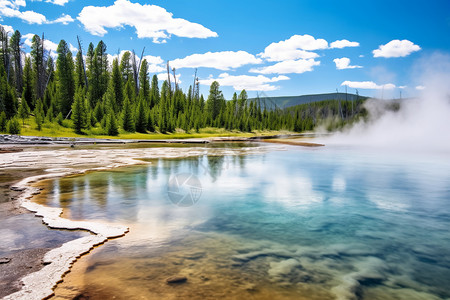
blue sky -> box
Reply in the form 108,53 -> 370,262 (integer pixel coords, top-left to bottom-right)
1,0 -> 449,99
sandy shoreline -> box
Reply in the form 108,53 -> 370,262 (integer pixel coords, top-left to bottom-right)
0,143 -> 273,300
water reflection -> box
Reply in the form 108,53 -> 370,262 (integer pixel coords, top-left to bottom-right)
33,146 -> 450,300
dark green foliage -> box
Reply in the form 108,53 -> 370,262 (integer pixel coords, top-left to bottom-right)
0,111 -> 6,132
30,34 -> 46,101
135,98 -> 147,133
1,68 -> 17,118
139,59 -> 150,104
71,87 -> 87,133
110,58 -> 123,112
22,56 -> 33,109
146,110 -> 155,132
35,109 -> 43,130
206,81 -> 225,124
7,117 -> 20,134
88,41 -> 108,107
1,28 -> 371,137
56,40 -> 75,116
74,50 -> 86,89
34,99 -> 44,130
106,112 -> 119,136
122,94 -> 134,132
10,30 -> 22,93
56,112 -> 63,126
150,74 -> 159,108
18,100 -> 29,125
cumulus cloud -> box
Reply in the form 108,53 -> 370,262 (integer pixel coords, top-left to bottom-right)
42,0 -> 69,5
77,0 -> 218,43
0,0 -> 47,24
330,39 -> 360,49
415,85 -> 425,90
198,73 -> 290,91
69,43 -> 77,53
1,0 -> 74,24
333,57 -> 362,70
171,51 -> 262,71
341,81 -> 396,90
48,13 -> 74,25
157,72 -> 181,84
0,23 -> 14,34
259,34 -> 326,62
373,39 -> 421,58
250,59 -> 320,74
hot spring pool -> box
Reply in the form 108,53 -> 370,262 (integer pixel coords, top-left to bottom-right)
33,144 -> 450,300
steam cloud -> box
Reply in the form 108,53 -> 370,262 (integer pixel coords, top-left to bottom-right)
325,52 -> 450,154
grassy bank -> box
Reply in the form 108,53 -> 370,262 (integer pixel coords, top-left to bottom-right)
12,116 -> 291,140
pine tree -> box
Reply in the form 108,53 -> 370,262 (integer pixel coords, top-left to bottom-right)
88,41 -> 108,107
35,109 -> 43,130
106,112 -> 119,136
0,111 -> 6,132
138,59 -> 150,105
56,40 -> 75,116
150,74 -> 159,108
7,117 -> 20,134
10,30 -> 22,93
146,110 -> 155,132
30,34 -> 45,102
122,94 -> 135,132
22,56 -> 33,109
74,50 -> 86,89
110,58 -> 123,112
120,51 -> 133,83
135,97 -> 147,133
18,100 -> 29,125
206,81 -> 225,125
1,68 -> 18,119
71,86 -> 87,134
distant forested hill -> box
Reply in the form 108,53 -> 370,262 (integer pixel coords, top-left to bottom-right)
249,92 -> 368,110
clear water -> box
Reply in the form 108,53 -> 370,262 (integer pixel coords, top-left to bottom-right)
34,145 -> 450,300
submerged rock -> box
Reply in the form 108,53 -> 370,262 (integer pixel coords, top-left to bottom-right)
166,275 -> 188,284
0,257 -> 11,264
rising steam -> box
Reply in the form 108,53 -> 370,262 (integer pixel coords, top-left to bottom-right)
325,52 -> 450,154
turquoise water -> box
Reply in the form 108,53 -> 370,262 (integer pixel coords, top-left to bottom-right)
36,145 -> 450,299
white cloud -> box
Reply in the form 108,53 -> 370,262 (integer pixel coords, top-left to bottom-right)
373,39 -> 421,58
415,85 -> 425,90
333,57 -> 362,70
69,43 -> 77,53
198,73 -> 290,91
250,59 -> 320,74
398,85 -> 407,89
49,13 -> 74,25
359,54 -> 364,58
0,23 -> 14,34
259,34 -> 326,62
341,81 -> 396,90
157,72 -> 181,84
45,0 -> 69,5
0,0 -> 47,24
31,0 -> 70,5
330,39 -> 360,49
21,10 -> 46,24
1,0 -> 73,24
143,55 -> 165,73
171,51 -> 262,71
77,0 -> 218,43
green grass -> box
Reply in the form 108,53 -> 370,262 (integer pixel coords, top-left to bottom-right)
14,116 -> 291,140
